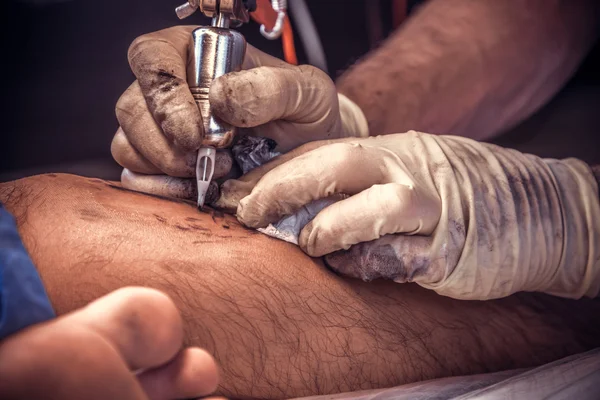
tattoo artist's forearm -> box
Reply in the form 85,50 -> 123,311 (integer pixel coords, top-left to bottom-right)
337,0 -> 600,139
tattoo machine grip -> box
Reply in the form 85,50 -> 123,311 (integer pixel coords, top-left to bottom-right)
187,25 -> 247,149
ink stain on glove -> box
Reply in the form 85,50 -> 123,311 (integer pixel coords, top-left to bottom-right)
232,136 -> 280,174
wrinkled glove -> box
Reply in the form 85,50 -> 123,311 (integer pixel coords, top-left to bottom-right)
111,26 -> 368,199
216,131 -> 600,300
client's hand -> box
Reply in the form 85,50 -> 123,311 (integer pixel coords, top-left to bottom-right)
217,131 -> 600,301
0,287 -> 221,400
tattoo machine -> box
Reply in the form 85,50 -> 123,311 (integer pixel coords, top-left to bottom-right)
174,0 -> 288,208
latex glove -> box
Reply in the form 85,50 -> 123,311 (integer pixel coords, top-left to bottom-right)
111,26 -> 368,200
216,131 -> 600,300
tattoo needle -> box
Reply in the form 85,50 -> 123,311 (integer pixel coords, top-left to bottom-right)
196,147 -> 216,209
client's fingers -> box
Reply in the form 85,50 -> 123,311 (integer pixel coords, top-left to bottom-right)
70,287 -> 184,371
0,316 -> 147,400
138,348 -> 219,400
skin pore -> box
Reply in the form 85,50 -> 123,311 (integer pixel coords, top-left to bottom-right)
1,174 -> 600,399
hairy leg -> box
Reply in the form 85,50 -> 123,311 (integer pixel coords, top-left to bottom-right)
1,174 -> 599,399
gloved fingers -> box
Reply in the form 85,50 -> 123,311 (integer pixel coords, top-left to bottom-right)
69,287 -> 184,371
127,26 -> 203,150
212,179 -> 254,213
237,142 -> 396,228
299,183 -> 441,257
242,43 -> 290,69
209,65 -> 339,139
324,234 -> 443,285
250,119 -> 335,153
212,150 -> 235,180
249,96 -> 369,152
214,136 -> 359,212
137,348 -> 219,400
213,139 -> 340,211
239,138 -> 345,183
111,127 -> 162,175
121,170 -> 196,200
116,81 -> 197,178
121,170 -> 221,204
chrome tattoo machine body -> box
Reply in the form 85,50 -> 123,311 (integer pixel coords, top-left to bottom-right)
175,0 -> 288,208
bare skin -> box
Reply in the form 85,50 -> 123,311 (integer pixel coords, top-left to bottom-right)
338,0 -> 600,140
1,174 -> 600,399
0,287 -> 220,400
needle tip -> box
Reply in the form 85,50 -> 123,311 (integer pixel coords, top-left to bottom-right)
197,181 -> 208,210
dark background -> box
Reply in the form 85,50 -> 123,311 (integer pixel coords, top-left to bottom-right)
1,0 -> 600,181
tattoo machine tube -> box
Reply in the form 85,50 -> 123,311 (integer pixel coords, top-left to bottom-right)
188,22 -> 246,149
189,22 -> 245,207
175,0 -> 286,208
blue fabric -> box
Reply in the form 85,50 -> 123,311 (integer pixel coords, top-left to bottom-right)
0,203 -> 55,340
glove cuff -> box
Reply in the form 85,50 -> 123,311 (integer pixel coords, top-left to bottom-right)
337,93 -> 370,138
415,137 -> 600,300
544,158 -> 600,298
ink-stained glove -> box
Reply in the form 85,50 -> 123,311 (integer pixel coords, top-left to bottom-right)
215,131 -> 600,300
111,26 -> 368,200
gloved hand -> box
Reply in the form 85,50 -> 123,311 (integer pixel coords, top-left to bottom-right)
112,26 -> 368,200
216,131 -> 600,300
